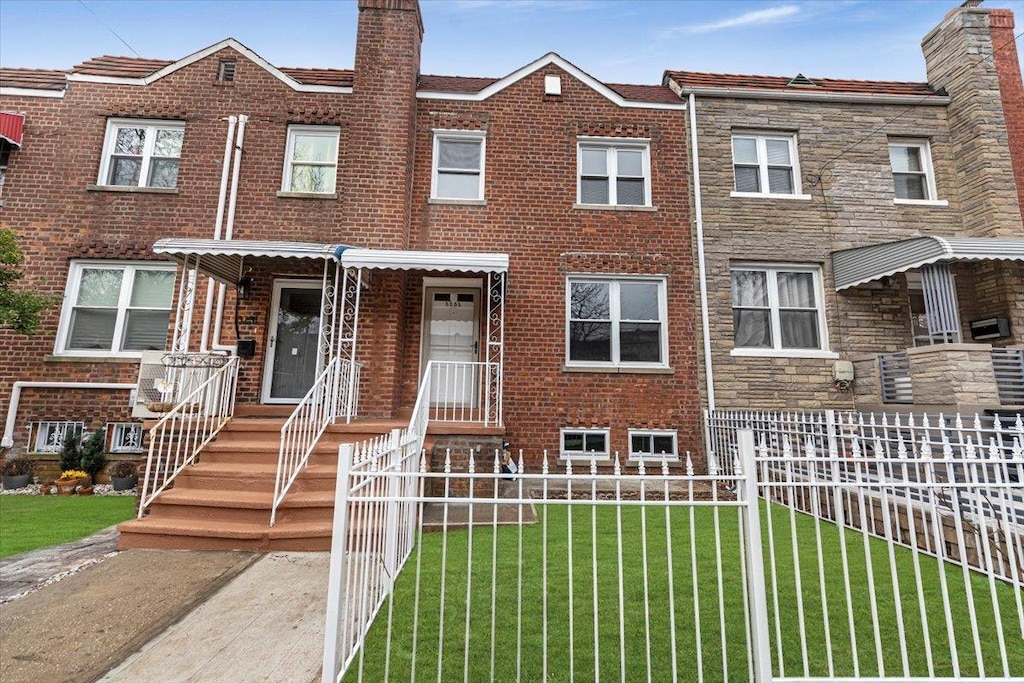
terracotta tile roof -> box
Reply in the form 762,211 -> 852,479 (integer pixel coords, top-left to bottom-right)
0,68 -> 68,90
666,71 -> 938,98
606,83 -> 681,105
72,55 -> 174,77
279,67 -> 353,88
418,74 -> 500,92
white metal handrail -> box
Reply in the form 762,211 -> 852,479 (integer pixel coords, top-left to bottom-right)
137,356 -> 239,516
272,357 -> 344,526
426,360 -> 497,425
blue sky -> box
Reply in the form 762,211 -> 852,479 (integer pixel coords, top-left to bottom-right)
1,0 -> 1021,84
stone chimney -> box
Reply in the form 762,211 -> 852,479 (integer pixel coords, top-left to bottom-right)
922,2 -> 1024,237
346,0 -> 423,248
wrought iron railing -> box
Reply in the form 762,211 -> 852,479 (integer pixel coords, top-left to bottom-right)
992,346 -> 1024,405
137,357 -> 239,516
879,351 -> 913,404
427,360 -> 500,425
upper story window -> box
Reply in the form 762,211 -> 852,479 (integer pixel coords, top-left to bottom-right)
566,276 -> 668,367
99,119 -> 184,188
731,133 -> 802,197
282,125 -> 340,194
577,138 -> 651,207
731,264 -> 829,355
888,138 -> 939,202
56,261 -> 176,357
431,130 -> 485,201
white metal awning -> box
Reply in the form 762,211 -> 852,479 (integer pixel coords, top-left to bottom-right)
152,238 -> 337,284
336,247 -> 508,273
832,236 -> 1024,291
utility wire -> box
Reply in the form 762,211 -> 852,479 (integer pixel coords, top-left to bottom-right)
76,0 -> 141,58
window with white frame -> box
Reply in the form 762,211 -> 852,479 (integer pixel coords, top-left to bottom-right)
108,422 -> 145,453
731,133 -> 800,196
99,119 -> 184,188
560,428 -> 610,460
282,125 -> 340,194
577,138 -> 651,206
31,421 -> 84,453
888,139 -> 938,201
628,429 -> 678,461
566,277 -> 667,366
56,261 -> 176,356
731,265 -> 827,352
431,131 -> 485,201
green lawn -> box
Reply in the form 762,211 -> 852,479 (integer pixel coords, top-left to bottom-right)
344,503 -> 1024,682
0,496 -> 136,558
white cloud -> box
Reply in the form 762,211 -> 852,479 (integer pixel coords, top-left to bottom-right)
670,4 -> 802,35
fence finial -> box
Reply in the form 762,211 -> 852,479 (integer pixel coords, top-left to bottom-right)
613,452 -> 621,476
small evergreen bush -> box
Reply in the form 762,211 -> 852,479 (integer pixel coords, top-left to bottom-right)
58,428 -> 82,473
79,430 -> 107,484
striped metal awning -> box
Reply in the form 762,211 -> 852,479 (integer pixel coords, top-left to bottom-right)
832,236 -> 1024,290
152,238 -> 338,284
152,238 -> 509,284
0,112 -> 25,147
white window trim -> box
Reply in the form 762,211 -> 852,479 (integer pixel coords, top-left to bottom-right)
731,132 -> 803,197
576,136 -> 652,208
430,129 -> 486,202
281,124 -> 341,194
54,260 -> 177,358
565,274 -> 669,369
559,428 -> 611,461
627,429 -> 679,462
97,118 -> 185,188
730,263 -> 831,356
888,138 -> 940,203
107,421 -> 145,453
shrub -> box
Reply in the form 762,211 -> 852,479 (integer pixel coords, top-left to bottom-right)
79,430 -> 107,484
58,429 -> 81,472
109,460 -> 138,478
1,457 -> 33,477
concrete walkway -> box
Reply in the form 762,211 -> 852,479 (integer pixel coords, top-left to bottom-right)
0,529 -> 331,683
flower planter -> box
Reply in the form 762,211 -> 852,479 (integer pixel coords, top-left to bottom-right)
55,478 -> 78,495
77,485 -> 94,496
111,474 -> 138,492
2,474 -> 31,490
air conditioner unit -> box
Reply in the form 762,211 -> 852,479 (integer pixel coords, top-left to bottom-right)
969,317 -> 1010,341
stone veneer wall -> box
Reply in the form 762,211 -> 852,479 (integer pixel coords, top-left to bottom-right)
905,344 -> 1000,408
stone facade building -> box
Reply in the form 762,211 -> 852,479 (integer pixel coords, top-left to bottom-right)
667,2 -> 1023,415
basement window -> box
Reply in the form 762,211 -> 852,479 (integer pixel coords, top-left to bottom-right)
628,429 -> 678,462
107,422 -> 145,453
560,428 -> 610,461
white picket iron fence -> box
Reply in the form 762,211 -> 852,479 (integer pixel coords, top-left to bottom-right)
322,411 -> 1023,682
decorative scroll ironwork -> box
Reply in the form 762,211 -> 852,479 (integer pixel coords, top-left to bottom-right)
171,254 -> 198,353
318,260 -> 338,361
486,271 -> 506,426
337,267 -> 363,422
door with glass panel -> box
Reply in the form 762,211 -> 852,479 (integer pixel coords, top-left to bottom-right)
262,281 -> 323,403
423,289 -> 480,406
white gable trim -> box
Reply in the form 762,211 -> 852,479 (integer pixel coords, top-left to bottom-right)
417,52 -> 686,111
0,87 -> 65,99
65,38 -> 352,94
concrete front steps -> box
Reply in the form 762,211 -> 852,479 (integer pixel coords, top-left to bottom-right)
117,413 -> 405,552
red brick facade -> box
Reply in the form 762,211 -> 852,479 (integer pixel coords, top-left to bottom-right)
990,9 -> 1024,214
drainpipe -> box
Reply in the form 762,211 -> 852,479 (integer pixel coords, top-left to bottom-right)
689,93 -> 716,412
2,382 -> 136,449
212,114 -> 248,351
200,116 -> 237,352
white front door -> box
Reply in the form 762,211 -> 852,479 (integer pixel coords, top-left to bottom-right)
262,280 -> 323,403
423,288 -> 480,405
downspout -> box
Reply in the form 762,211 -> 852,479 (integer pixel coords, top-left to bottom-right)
688,93 -> 716,412
200,116 -> 237,352
212,114 -> 248,350
2,382 -> 136,449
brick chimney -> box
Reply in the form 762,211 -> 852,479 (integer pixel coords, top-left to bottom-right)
346,0 -> 423,248
922,2 -> 1024,237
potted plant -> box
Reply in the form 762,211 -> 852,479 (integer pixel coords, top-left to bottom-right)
109,460 -> 139,491
56,469 -> 87,495
79,430 -> 107,485
1,457 -> 33,490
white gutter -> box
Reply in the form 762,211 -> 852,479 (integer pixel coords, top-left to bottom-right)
689,93 -> 715,412
201,115 -> 237,352
212,114 -> 248,351
2,382 -> 136,449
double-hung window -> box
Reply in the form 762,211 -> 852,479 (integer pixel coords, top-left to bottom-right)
282,125 -> 340,194
431,130 -> 485,201
560,428 -> 610,461
566,277 -> 667,367
888,138 -> 939,202
99,119 -> 184,188
731,265 -> 828,354
577,138 -> 651,207
56,261 -> 176,356
731,133 -> 801,197
628,429 -> 678,461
